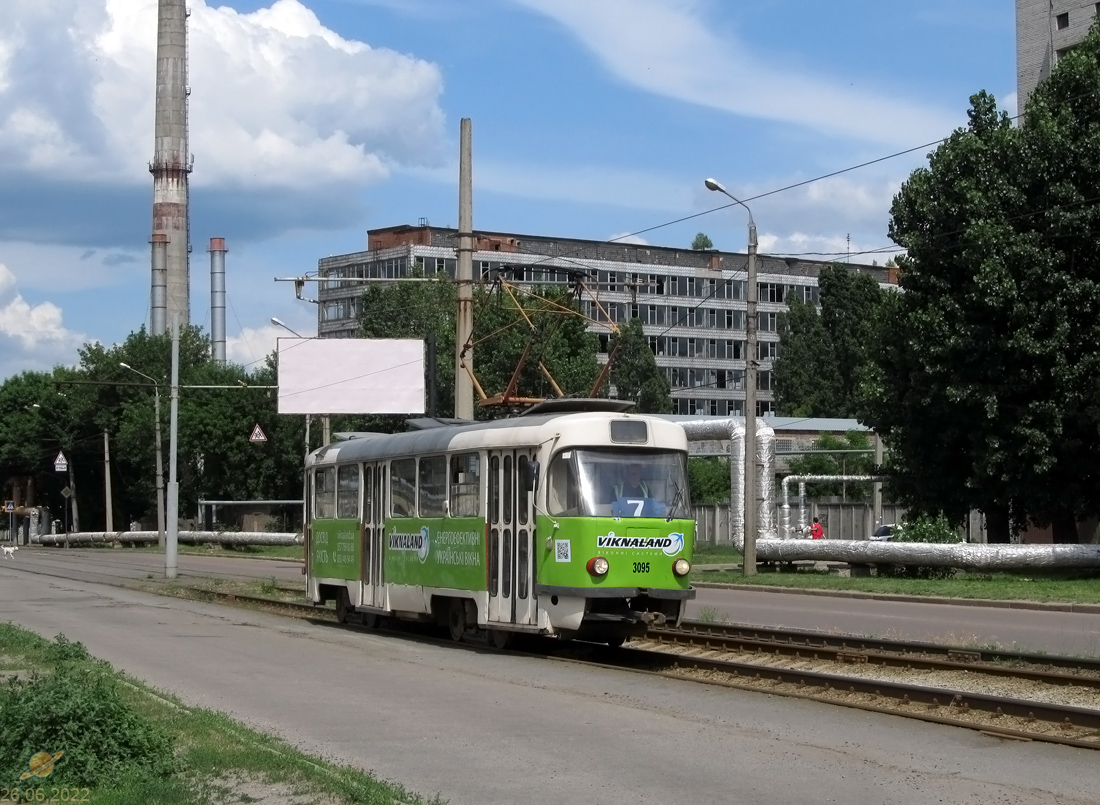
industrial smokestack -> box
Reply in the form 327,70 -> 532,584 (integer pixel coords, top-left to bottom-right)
150,233 -> 168,334
149,0 -> 192,335
209,238 -> 227,366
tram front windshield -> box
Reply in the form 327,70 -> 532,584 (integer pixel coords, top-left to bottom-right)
547,449 -> 690,519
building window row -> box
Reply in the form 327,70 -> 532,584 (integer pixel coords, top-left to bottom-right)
320,298 -> 362,323
667,368 -> 772,391
672,398 -> 776,417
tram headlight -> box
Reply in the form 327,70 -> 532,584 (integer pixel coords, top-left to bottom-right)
672,558 -> 691,577
586,556 -> 609,577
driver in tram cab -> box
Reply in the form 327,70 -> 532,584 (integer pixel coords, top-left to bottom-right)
612,463 -> 666,517
615,463 -> 650,499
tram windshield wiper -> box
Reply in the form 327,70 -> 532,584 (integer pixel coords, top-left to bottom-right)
666,484 -> 684,521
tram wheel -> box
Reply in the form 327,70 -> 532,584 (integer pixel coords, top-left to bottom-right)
448,598 -> 467,642
605,636 -> 626,648
489,629 -> 512,650
362,612 -> 379,629
335,589 -> 353,624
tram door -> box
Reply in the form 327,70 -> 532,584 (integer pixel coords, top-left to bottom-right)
365,463 -> 386,609
487,449 -> 537,626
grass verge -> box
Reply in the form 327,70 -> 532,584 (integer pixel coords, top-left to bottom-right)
0,624 -> 441,805
699,564 -> 1100,605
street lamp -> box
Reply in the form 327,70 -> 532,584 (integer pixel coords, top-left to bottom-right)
270,317 -> 303,338
120,363 -> 166,549
705,177 -> 758,577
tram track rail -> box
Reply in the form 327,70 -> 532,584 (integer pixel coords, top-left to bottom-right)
166,585 -> 1100,750
644,621 -> 1100,691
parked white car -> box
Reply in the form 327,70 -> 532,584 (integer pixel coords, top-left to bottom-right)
870,524 -> 896,541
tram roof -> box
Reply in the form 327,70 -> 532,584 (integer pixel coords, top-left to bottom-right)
307,410 -> 688,466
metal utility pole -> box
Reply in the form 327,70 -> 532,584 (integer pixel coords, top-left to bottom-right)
873,432 -> 884,527
166,316 -> 180,579
455,118 -> 475,420
705,178 -> 758,576
103,431 -> 114,533
121,363 -> 166,547
150,0 -> 192,333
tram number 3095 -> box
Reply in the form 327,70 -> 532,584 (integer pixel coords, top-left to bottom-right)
632,561 -> 650,574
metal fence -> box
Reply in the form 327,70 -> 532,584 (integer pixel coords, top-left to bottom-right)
692,502 -> 908,545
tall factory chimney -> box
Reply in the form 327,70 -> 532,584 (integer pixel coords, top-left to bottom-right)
149,0 -> 192,335
209,238 -> 227,366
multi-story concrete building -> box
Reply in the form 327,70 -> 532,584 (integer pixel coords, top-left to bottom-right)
1016,0 -> 1100,110
316,224 -> 893,417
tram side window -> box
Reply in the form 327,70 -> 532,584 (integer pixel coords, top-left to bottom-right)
450,453 -> 481,517
337,465 -> 360,519
363,466 -> 374,522
547,452 -> 580,516
517,455 -> 530,525
315,467 -> 336,520
390,458 -> 416,517
419,456 -> 447,517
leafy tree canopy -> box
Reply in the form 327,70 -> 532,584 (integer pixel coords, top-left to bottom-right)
608,317 -> 671,413
691,232 -> 714,250
864,22 -> 1100,542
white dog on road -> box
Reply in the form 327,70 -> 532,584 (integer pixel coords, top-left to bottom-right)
1,546 -> 17,558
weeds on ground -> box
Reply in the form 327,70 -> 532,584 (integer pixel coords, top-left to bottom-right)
0,626 -> 442,804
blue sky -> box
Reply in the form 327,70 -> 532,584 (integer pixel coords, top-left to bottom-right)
0,0 -> 1016,378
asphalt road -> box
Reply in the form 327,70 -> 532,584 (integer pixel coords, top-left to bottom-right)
19,546 -> 1100,656
689,585 -> 1100,657
2,548 -> 1100,804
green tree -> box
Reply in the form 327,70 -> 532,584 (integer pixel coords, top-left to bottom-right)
870,90 -> 1031,541
818,264 -> 885,416
688,456 -> 729,504
772,266 -> 884,418
358,269 -> 456,422
0,326 -> 304,533
356,276 -> 600,422
868,38 -> 1100,544
691,232 -> 713,250
608,317 -> 671,413
773,296 -> 833,416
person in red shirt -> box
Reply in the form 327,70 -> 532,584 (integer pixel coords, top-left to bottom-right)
810,517 -> 824,540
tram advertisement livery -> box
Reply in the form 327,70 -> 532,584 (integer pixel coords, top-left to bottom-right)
305,405 -> 698,644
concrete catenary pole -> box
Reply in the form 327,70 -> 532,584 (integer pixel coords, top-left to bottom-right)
210,238 -> 227,366
150,0 -> 192,335
744,219 -> 758,577
166,315 -> 180,580
102,431 -> 114,533
455,118 -> 475,420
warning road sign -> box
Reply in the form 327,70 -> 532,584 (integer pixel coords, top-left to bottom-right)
53,451 -> 68,472
249,424 -> 267,443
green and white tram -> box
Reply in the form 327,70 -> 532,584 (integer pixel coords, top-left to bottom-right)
305,400 -> 696,646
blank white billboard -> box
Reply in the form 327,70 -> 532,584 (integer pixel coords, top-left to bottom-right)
276,338 -> 425,414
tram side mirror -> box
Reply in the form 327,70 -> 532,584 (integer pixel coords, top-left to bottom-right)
522,460 -> 540,492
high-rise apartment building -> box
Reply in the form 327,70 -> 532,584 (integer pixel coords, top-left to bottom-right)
316,224 -> 894,417
1017,0 -> 1100,109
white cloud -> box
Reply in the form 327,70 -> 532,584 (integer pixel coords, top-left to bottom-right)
512,0 -> 960,147
226,323 -> 315,371
0,263 -> 86,361
0,0 -> 448,189
608,233 -> 649,245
